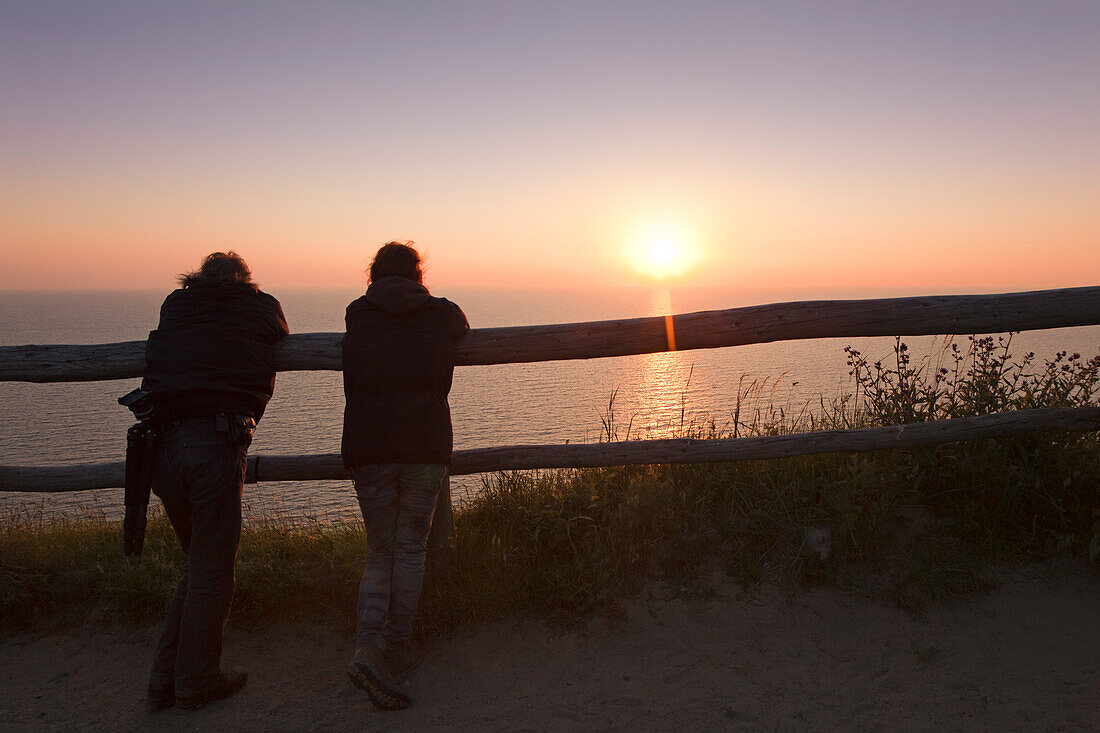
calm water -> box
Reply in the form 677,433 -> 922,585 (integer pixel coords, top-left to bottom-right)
2,286 -> 1097,519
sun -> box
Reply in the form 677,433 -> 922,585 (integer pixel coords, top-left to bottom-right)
626,225 -> 699,281
640,239 -> 685,278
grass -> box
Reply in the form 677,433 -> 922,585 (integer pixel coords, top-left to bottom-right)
2,334 -> 1098,636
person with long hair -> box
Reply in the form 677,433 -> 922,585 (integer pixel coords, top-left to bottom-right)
341,241 -> 469,710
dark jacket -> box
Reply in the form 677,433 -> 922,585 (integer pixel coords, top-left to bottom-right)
341,276 -> 469,466
142,281 -> 289,422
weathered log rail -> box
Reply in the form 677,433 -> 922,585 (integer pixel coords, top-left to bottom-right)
3,408 -> 1098,492
2,286 -> 1098,382
1,286 -> 1098,494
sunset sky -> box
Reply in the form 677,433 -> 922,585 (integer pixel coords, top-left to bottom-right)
2,1 -> 1098,292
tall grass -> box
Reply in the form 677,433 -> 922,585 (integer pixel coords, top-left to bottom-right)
2,335 -> 1097,635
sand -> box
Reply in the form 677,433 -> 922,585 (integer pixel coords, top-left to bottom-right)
2,560 -> 1097,732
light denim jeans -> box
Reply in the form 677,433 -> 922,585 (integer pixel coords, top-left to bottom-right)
353,463 -> 446,654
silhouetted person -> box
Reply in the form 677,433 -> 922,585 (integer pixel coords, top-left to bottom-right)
342,241 -> 468,710
142,252 -> 288,713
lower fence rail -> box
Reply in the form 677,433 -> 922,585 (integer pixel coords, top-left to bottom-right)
3,407 -> 1098,493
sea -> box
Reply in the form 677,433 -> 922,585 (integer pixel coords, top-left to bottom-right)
2,286 -> 1097,520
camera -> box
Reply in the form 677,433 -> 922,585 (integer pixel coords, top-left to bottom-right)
118,387 -> 155,421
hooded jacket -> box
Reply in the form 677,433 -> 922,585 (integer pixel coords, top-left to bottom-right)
341,276 -> 469,466
142,281 -> 289,422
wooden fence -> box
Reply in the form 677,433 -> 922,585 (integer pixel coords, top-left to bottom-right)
2,286 -> 1099,494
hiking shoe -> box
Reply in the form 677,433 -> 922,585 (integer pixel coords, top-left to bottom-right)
386,642 -> 423,683
347,645 -> 411,711
146,684 -> 174,713
175,668 -> 248,714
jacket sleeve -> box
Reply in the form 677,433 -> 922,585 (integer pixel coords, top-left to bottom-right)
262,292 -> 290,342
272,299 -> 290,341
446,300 -> 470,338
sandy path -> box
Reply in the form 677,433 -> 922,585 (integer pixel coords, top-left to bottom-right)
2,562 -> 1097,732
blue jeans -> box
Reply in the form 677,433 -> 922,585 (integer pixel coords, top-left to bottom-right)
148,417 -> 246,698
353,463 -> 446,653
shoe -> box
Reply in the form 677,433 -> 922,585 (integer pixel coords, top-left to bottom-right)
386,642 -> 423,683
146,684 -> 174,713
175,668 -> 248,714
347,645 -> 411,711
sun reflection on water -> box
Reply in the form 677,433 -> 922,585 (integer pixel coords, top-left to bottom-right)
610,288 -> 699,440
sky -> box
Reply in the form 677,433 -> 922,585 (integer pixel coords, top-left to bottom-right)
1,0 -> 1098,293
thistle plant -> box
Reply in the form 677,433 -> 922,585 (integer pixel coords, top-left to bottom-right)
844,334 -> 1100,426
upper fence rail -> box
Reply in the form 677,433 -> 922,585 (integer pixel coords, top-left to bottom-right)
2,286 -> 1099,382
